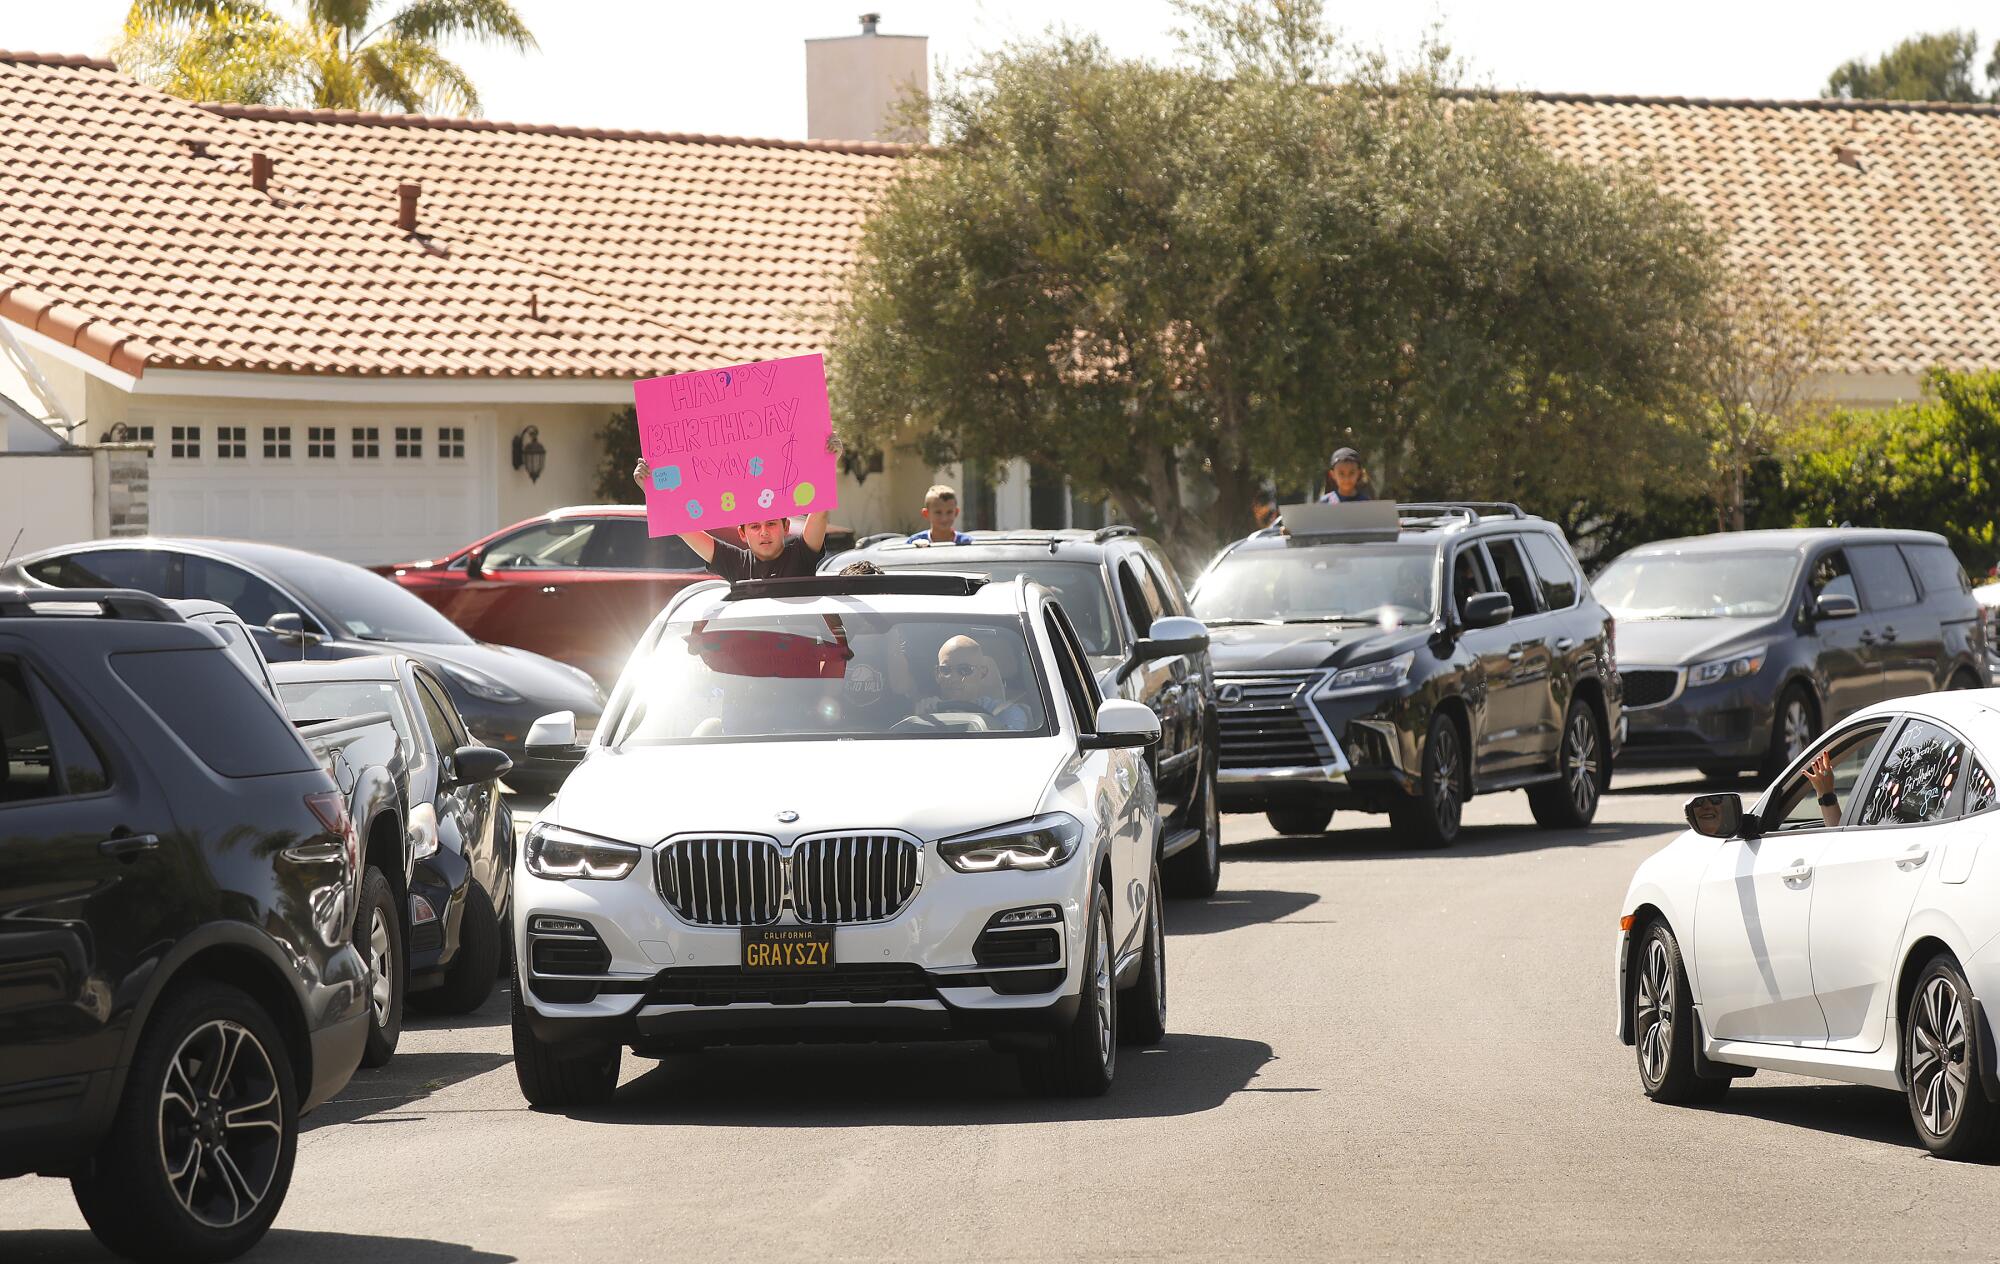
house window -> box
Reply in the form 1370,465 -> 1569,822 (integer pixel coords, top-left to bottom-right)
438,426 -> 465,459
107,423 -> 155,444
307,426 -> 336,459
262,425 -> 292,459
352,426 -> 380,459
217,426 -> 247,459
394,426 -> 423,459
169,425 -> 201,459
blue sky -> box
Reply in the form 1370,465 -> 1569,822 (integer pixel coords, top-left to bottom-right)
8,1 -> 1999,139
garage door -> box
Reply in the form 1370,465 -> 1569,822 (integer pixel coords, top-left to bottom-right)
141,418 -> 493,564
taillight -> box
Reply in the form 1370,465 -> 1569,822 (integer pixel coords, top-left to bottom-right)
305,789 -> 357,874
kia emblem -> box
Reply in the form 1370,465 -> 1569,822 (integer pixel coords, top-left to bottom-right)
777,810 -> 800,823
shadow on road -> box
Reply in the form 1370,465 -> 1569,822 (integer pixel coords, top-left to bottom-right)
0,1231 -> 513,1263
305,1049 -> 513,1131
1703,1082 -> 1922,1151
1222,817 -> 1668,863
1608,773 -> 1757,798
1170,888 -> 1321,934
569,1030 -> 1280,1127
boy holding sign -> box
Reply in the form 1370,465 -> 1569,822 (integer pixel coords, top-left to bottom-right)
632,457 -> 829,580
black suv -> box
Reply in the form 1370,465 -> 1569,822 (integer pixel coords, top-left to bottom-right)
1191,503 -> 1623,846
0,588 -> 368,1261
822,527 -> 1223,896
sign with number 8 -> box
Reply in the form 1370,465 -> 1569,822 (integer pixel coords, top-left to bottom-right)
758,488 -> 775,510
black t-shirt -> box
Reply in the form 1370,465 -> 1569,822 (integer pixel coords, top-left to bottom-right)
706,536 -> 824,582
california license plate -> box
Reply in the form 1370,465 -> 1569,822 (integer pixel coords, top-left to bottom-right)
741,925 -> 834,970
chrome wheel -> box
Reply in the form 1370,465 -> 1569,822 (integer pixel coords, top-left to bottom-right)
1635,934 -> 1673,1088
368,908 -> 393,1026
1566,711 -> 1601,816
157,1020 -> 284,1230
1780,697 -> 1815,763
1910,974 -> 1970,1138
1092,910 -> 1113,1070
1430,721 -> 1463,836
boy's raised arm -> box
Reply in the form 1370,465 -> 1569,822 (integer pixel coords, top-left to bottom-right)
802,510 -> 830,553
634,457 -> 718,562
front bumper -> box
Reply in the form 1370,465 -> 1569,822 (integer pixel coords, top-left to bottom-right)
514,841 -> 1092,1048
1618,674 -> 1769,768
1214,670 -> 1414,813
407,845 -> 471,987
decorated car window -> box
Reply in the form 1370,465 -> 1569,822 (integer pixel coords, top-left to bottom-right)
1967,758 -> 1997,815
1858,719 -> 1964,827
1769,723 -> 1887,831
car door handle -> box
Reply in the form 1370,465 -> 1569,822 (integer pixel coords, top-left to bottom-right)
1880,626 -> 1898,643
1782,861 -> 1813,885
1897,844 -> 1931,871
1506,648 -> 1526,662
1858,632 -> 1877,645
282,840 -> 345,863
1553,638 -> 1576,652
1115,764 -> 1134,793
98,832 -> 160,859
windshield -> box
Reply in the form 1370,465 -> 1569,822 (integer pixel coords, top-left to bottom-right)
892,562 -> 1118,655
610,612 -> 1051,745
1593,551 -> 1797,619
1192,545 -> 1437,625
276,679 -> 418,761
277,552 -> 472,643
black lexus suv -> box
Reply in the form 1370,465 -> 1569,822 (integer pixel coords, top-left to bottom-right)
0,588 -> 369,1262
1191,503 -> 1623,846
823,527 -> 1223,896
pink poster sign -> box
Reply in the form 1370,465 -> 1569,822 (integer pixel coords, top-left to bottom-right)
633,353 -> 839,537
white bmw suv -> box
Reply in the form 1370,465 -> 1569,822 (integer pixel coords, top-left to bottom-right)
509,570 -> 1170,1105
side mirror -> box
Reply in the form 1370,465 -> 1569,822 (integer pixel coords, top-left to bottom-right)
265,612 -> 323,646
1118,615 -> 1210,683
524,710 -> 584,762
465,549 -> 489,580
1463,591 -> 1513,630
1685,792 -> 1759,839
1814,592 -> 1859,621
1080,698 -> 1161,751
449,744 -> 513,785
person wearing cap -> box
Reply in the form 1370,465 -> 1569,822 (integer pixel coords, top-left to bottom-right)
1318,447 -> 1374,504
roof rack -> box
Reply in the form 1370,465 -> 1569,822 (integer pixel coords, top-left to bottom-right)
0,587 -> 181,621
723,573 -> 992,601
855,531 -> 903,549
1092,524 -> 1138,542
1397,501 -> 1528,521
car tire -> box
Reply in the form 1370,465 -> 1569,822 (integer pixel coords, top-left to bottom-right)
420,881 -> 500,1015
511,987 -> 621,1111
1265,804 -> 1333,837
1120,867 -> 1168,1047
1904,954 -> 2000,1160
1760,684 -> 1818,782
1948,668 -> 1981,691
1631,920 -> 1728,1105
1528,700 -> 1605,830
70,981 -> 298,1264
1020,889 -> 1116,1097
1389,712 -> 1465,848
356,866 -> 404,1068
1165,757 -> 1222,898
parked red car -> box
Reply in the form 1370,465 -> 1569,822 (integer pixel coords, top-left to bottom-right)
377,506 -> 855,685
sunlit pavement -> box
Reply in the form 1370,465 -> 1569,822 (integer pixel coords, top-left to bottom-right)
7,769 -> 1999,1261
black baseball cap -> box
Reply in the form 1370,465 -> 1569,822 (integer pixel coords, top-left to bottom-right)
1328,447 -> 1361,467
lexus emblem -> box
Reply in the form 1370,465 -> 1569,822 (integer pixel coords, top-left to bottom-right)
1218,684 -> 1244,706
776,810 -> 800,823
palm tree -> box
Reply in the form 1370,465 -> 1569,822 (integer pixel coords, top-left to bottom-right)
115,0 -> 537,115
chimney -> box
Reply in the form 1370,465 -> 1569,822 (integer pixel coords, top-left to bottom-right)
250,152 -> 272,192
805,13 -> 927,142
397,182 -> 420,233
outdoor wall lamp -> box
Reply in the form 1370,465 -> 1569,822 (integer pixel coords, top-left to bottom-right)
512,425 -> 547,482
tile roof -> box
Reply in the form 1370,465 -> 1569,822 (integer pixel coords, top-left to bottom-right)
0,50 -> 901,380
3,49 -> 1998,383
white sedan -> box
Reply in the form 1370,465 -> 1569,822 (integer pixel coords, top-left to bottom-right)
1617,689 -> 2000,1157
507,570 -> 1173,1106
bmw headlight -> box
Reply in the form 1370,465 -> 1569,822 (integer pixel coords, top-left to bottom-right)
1321,652 -> 1415,693
440,661 -> 524,704
1688,645 -> 1767,688
524,822 -> 640,881
937,812 -> 1083,873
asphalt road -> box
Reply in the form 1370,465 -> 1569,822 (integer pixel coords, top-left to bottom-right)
10,770 -> 2000,1261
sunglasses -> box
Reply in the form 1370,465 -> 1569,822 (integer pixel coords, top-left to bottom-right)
935,662 -> 980,679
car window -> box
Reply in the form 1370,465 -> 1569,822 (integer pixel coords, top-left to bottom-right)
1192,543 -> 1438,625
1449,546 -> 1497,622
482,521 -> 594,569
184,556 -> 298,629
1849,544 -> 1918,611
276,678 -> 419,763
0,656 -> 110,802
1118,560 -> 1157,639
1481,537 -> 1542,617
897,562 -> 1118,656
1809,549 -> 1856,606
1904,544 -> 1970,599
1521,533 -> 1581,611
1966,758 -> 1997,815
25,548 -> 172,595
1140,544 -> 1191,612
412,671 -> 465,752
112,648 -> 318,778
1856,718 -> 1964,826
575,519 -> 706,570
1768,723 -> 1889,831
202,617 -> 275,696
1043,606 -> 1098,734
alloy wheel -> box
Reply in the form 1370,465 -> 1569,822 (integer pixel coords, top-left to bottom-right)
1431,722 -> 1462,836
1781,698 -> 1814,764
1910,974 -> 1970,1138
368,908 -> 393,1026
157,1019 -> 284,1229
1635,935 -> 1673,1087
1093,911 -> 1113,1070
1566,712 -> 1601,816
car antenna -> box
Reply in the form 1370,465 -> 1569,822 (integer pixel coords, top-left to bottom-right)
0,527 -> 22,571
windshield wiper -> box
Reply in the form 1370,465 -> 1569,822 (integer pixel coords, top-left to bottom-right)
1200,618 -> 1279,627
1286,616 -> 1379,626
351,631 -> 393,641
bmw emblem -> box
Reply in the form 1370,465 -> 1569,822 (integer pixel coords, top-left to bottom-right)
777,810 -> 800,823
1218,684 -> 1244,706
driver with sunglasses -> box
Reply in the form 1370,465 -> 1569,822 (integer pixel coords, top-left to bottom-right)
917,634 -> 1031,731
